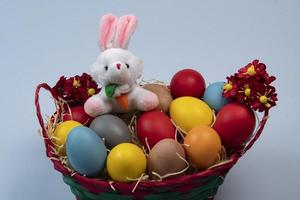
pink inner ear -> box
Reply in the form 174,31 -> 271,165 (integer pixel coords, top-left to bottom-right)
115,15 -> 137,49
99,14 -> 117,50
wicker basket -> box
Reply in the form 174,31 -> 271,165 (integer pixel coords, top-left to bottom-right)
35,82 -> 269,200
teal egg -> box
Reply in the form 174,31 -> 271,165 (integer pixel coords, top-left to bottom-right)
203,82 -> 229,112
66,126 -> 107,177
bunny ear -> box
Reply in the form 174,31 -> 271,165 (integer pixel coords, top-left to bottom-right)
114,15 -> 137,49
99,13 -> 117,50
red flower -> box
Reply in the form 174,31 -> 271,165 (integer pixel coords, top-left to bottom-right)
53,76 -> 67,97
249,85 -> 278,112
235,84 -> 252,103
266,75 -> 276,85
237,59 -> 268,80
222,60 -> 278,112
223,75 -> 240,99
52,73 -> 100,107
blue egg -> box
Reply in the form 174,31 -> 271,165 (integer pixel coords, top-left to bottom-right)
203,82 -> 229,112
66,126 -> 107,177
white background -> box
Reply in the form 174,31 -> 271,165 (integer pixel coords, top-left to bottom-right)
0,0 -> 299,199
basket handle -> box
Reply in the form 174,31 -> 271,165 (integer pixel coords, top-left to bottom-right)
238,110 -> 269,157
35,83 -> 58,156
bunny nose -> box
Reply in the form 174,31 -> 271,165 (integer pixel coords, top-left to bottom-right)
116,63 -> 121,70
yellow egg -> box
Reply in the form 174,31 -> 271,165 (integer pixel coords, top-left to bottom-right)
53,120 -> 82,155
170,97 -> 213,133
107,143 -> 146,182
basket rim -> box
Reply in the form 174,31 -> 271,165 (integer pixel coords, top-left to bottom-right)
60,154 -> 238,188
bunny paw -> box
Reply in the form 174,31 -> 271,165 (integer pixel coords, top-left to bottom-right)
142,92 -> 159,111
84,96 -> 112,117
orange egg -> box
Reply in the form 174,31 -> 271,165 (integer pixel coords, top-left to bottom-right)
184,125 -> 222,170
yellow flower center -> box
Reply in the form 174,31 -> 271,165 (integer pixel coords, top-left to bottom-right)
73,79 -> 80,88
259,95 -> 268,104
247,65 -> 256,76
87,88 -> 96,96
223,82 -> 233,92
244,88 -> 251,96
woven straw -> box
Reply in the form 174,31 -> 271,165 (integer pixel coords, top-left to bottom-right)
35,83 -> 269,200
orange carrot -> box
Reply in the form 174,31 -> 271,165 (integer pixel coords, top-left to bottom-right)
116,94 -> 129,111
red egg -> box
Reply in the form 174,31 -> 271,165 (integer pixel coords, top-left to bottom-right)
63,106 -> 94,126
213,102 -> 256,151
170,69 -> 206,98
136,111 -> 176,149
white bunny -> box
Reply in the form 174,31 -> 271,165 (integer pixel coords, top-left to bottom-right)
84,14 -> 159,117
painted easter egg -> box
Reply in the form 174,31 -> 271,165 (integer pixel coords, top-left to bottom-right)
89,114 -> 132,149
53,120 -> 82,155
66,126 -> 107,177
136,111 -> 175,149
107,143 -> 146,182
213,102 -> 256,150
63,106 -> 94,126
148,139 -> 186,179
184,125 -> 222,170
170,97 -> 213,133
143,84 -> 173,113
203,82 -> 229,112
170,69 -> 206,98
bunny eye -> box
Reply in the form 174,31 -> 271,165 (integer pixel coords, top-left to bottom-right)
104,66 -> 108,71
126,63 -> 130,69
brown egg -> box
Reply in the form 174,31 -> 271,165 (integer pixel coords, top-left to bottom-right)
147,139 -> 186,179
143,84 -> 173,113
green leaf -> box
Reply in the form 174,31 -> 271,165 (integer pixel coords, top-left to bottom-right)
105,84 -> 118,99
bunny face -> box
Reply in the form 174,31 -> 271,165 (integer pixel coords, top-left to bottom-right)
91,48 -> 143,85
90,14 -> 141,86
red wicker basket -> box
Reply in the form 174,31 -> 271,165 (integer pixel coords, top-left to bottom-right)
35,82 -> 269,200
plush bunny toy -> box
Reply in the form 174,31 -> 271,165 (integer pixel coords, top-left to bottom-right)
84,14 -> 159,117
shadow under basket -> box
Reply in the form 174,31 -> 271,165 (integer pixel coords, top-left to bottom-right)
35,83 -> 269,200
